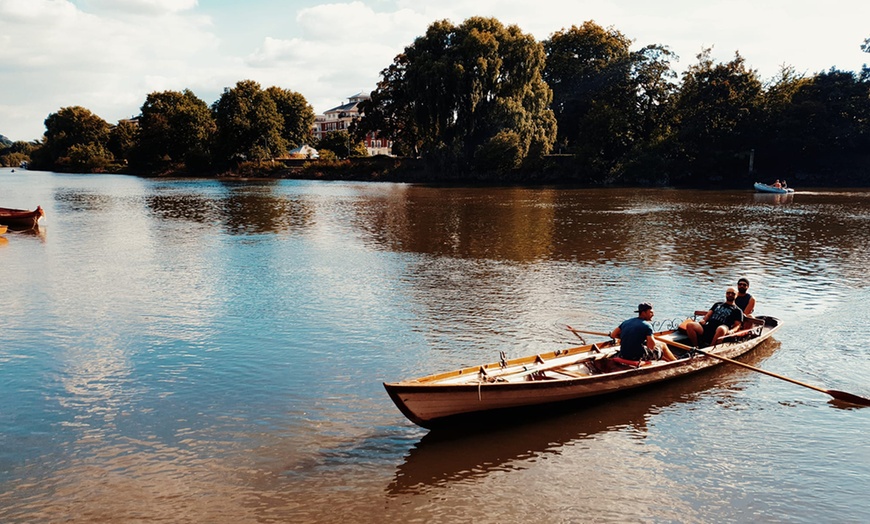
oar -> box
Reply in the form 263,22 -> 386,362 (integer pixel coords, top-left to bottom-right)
507,349 -> 619,380
655,337 -> 870,407
566,326 -> 614,339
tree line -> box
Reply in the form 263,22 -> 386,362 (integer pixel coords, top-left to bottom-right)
3,18 -> 869,186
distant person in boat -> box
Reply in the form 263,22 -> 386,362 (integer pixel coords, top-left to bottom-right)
684,287 -> 745,347
611,303 -> 678,362
772,179 -> 782,188
782,180 -> 788,189
735,278 -> 755,317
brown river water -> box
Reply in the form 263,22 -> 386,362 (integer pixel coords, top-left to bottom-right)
0,169 -> 868,522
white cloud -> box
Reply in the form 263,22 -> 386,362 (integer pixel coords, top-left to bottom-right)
244,1 -> 429,119
0,0 -> 220,140
82,0 -> 198,15
1,0 -> 868,142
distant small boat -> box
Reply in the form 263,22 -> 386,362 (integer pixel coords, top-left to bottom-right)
0,206 -> 44,230
754,182 -> 794,194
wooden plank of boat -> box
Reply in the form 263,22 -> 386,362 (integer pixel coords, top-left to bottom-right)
0,206 -> 44,229
384,316 -> 783,428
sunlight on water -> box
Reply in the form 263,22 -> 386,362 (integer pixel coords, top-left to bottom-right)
1,170 -> 869,522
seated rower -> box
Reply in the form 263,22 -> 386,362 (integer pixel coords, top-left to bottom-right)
684,287 -> 745,347
611,303 -> 677,362
735,277 -> 755,317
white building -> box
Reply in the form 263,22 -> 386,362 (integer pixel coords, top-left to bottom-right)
312,93 -> 392,156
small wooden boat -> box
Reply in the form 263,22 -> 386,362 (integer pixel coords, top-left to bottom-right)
385,315 -> 781,428
754,182 -> 794,194
0,206 -> 44,229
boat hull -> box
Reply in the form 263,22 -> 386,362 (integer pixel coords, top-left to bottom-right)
754,182 -> 794,194
385,316 -> 782,428
0,206 -> 44,229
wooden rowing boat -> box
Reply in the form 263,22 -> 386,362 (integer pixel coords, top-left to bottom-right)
384,315 -> 782,428
754,182 -> 794,194
0,206 -> 44,229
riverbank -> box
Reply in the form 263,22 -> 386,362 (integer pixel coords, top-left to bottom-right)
19,153 -> 870,188
198,155 -> 870,188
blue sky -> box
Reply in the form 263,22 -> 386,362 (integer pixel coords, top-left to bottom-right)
1,0 -> 868,142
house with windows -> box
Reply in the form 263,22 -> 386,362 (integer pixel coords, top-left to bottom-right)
312,93 -> 392,156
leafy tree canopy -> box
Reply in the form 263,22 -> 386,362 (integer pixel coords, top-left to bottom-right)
265,86 -> 316,149
212,80 -> 285,163
362,16 -> 556,174
316,130 -> 368,159
132,89 -> 215,170
33,106 -> 113,172
670,49 -> 763,179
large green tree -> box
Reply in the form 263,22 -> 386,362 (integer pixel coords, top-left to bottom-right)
670,49 -> 763,183
543,22 -> 635,152
358,53 -> 421,157
132,89 -> 215,171
212,80 -> 285,162
361,17 -> 556,175
751,66 -> 809,176
32,106 -> 113,172
543,22 -> 678,181
264,86 -> 316,149
766,69 -> 870,180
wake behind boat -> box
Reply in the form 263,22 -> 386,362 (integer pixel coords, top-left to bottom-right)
385,315 -> 781,428
754,182 -> 794,194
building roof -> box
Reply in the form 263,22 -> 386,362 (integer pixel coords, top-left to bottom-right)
324,100 -> 360,114
323,93 -> 370,114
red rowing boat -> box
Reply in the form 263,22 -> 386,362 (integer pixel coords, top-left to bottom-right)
0,206 -> 44,229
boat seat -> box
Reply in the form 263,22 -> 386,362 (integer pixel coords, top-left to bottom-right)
588,357 -> 652,374
610,357 -> 652,368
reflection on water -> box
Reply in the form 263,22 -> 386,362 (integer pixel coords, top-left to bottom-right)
2,172 -> 869,523
347,186 -> 870,290
146,182 -> 316,235
388,338 -> 782,496
752,192 -> 795,205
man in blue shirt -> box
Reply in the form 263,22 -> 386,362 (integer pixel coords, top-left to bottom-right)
611,303 -> 677,362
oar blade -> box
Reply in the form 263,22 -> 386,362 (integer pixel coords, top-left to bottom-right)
827,390 -> 870,407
